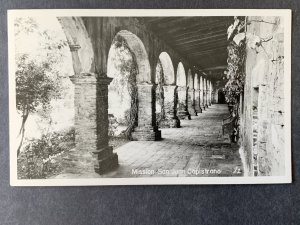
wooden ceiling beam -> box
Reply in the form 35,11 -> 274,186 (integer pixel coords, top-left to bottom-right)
171,33 -> 227,46
156,20 -> 232,36
154,17 -> 201,28
142,17 -> 174,24
169,28 -> 227,42
201,65 -> 228,71
154,17 -> 222,30
170,23 -> 230,38
188,46 -> 228,56
174,39 -> 228,51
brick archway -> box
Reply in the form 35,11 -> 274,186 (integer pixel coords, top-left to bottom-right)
57,17 -> 95,75
113,30 -> 151,84
200,76 -> 206,110
156,52 -> 180,128
176,62 -> 190,120
109,30 -> 161,141
187,69 -> 197,116
194,74 -> 202,113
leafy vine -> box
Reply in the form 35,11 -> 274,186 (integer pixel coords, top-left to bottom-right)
225,17 -> 246,106
112,37 -> 139,139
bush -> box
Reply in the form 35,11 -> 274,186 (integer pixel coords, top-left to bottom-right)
17,127 -> 75,179
108,114 -> 119,137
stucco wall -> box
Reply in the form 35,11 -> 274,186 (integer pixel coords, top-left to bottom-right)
241,16 -> 285,176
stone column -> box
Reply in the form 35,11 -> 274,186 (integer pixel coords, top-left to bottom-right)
208,88 -> 212,106
210,83 -> 213,105
132,84 -> 161,141
194,89 -> 202,113
211,91 -> 215,104
202,89 -> 206,110
177,86 -> 190,120
69,44 -> 82,75
160,85 -> 181,128
69,74 -> 118,175
205,90 -> 209,108
200,89 -> 204,111
187,88 -> 197,116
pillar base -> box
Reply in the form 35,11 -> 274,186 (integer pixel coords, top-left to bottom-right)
178,111 -> 191,120
189,108 -> 198,116
159,116 -> 181,128
197,107 -> 203,113
92,146 -> 118,175
195,104 -> 202,114
131,126 -> 161,141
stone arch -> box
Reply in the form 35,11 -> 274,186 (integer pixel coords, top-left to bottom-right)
176,62 -> 186,87
155,59 -> 165,126
187,69 -> 197,116
157,52 -> 175,85
187,69 -> 193,89
107,30 -> 160,141
207,80 -> 212,106
200,76 -> 203,90
203,78 -> 208,108
194,74 -> 202,113
155,53 -> 180,128
112,30 -> 151,84
200,76 -> 205,109
106,34 -> 138,138
176,62 -> 190,119
194,73 -> 200,90
57,17 -> 94,75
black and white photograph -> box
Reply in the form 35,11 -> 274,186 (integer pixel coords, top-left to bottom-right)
8,9 -> 291,185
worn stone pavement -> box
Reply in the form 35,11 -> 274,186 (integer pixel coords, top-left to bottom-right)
54,104 -> 243,179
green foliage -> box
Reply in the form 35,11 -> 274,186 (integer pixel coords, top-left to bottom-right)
16,54 -> 61,114
108,38 -> 139,139
109,39 -> 135,100
224,17 -> 246,142
225,17 -> 246,105
155,60 -> 165,123
15,17 -> 68,155
14,17 -> 38,36
108,114 -> 118,136
224,41 -> 246,105
17,128 -> 75,179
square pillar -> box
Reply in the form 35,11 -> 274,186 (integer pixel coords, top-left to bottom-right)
159,85 -> 180,128
208,90 -> 212,106
194,89 -> 202,113
211,91 -> 215,104
205,90 -> 209,108
131,84 -> 161,141
202,89 -> 206,110
188,88 -> 197,116
177,86 -> 191,120
70,74 -> 118,175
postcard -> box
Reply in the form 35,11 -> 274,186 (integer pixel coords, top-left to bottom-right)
8,9 -> 291,185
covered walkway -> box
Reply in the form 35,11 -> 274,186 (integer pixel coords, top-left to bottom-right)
54,104 -> 243,178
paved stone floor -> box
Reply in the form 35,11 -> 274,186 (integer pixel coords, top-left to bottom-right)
54,104 -> 243,179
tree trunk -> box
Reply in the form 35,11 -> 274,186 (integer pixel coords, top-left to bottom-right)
17,110 -> 29,156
